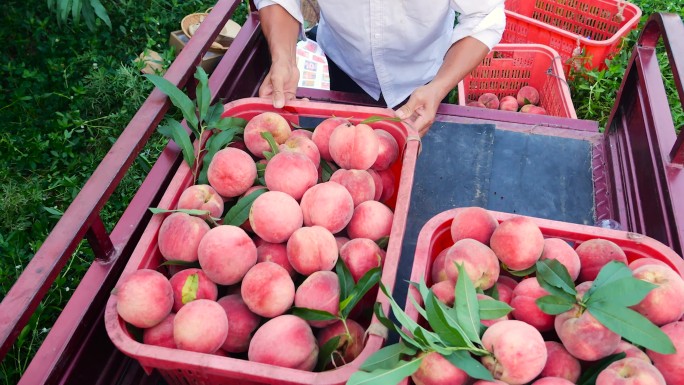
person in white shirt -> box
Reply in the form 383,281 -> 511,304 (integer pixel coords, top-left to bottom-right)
255,0 -> 506,136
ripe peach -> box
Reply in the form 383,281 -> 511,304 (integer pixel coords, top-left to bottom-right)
346,201 -> 393,241
532,378 -> 574,385
366,169 -> 384,201
279,135 -> 321,168
444,239 -> 500,290
197,225 -> 257,285
173,299 -> 229,354
614,340 -> 650,362
499,95 -> 519,112
541,341 -> 581,383
256,241 -> 297,278
328,123 -> 380,170
300,181 -> 354,233
264,151 -> 318,201
287,226 -> 338,276
217,294 -> 261,353
371,129 -> 400,171
541,238 -> 581,281
249,190 -> 303,243
241,262 -> 295,318
479,93 -> 500,110
317,319 -> 366,366
555,306 -> 621,361
495,276 -> 517,305
249,314 -> 319,370
312,117 -> 351,161
411,351 -> 469,385
472,381 -> 508,385
243,111 -> 291,158
177,184 -> 224,219
467,101 -> 487,108
481,320 -> 547,384
329,169 -> 376,207
490,216 -> 545,271
517,86 -> 540,106
168,268 -> 218,312
377,169 -> 396,203
339,238 -> 383,282
575,239 -> 628,282
295,271 -> 340,327
629,258 -> 671,271
631,264 -> 684,325
646,321 -> 684,384
596,357 -> 666,385
431,248 -> 449,284
143,313 -> 176,349
335,236 -> 351,250
115,269 -> 174,328
291,129 -> 313,139
450,207 -> 498,245
431,280 -> 455,306
157,212 -> 210,262
510,277 -> 554,332
207,147 -> 257,198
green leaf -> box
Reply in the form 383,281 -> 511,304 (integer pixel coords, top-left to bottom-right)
346,356 -> 424,385
211,116 -> 248,131
585,277 -> 656,307
158,120 -> 195,170
291,307 -> 338,322
260,131 -> 280,157
194,67 -> 210,124
373,302 -> 423,350
319,159 -> 335,182
407,291 -> 428,321
341,267 -> 382,318
223,189 -> 267,226
197,128 -> 239,185
81,0 -> 95,29
359,116 -> 402,125
148,207 -> 211,217
337,258 -> 356,313
89,0 -> 111,28
412,328 -> 450,355
360,343 -> 416,371
424,291 -> 470,347
159,260 -> 201,268
378,283 -> 440,348
536,295 -> 576,315
71,0 -> 82,24
454,263 -> 481,344
576,352 -> 626,385
478,299 -> 513,320
588,302 -> 676,354
443,351 -> 494,381
506,264 -> 537,277
181,273 -> 199,304
316,335 -> 341,371
204,103 -> 225,128
483,283 -> 499,301
409,279 -> 431,303
536,259 -> 577,296
145,74 -> 198,129
585,261 -> 633,300
376,236 -> 390,250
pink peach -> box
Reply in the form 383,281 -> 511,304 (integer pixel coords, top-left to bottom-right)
287,226 -> 339,276
371,129 -> 400,171
317,319 -> 366,367
555,306 -> 621,361
339,238 -> 384,282
157,212 -> 210,262
490,216 -> 544,271
450,207 -> 498,245
646,321 -> 684,385
207,147 -> 257,197
575,239 -> 628,282
479,93 -> 500,109
279,135 -> 321,168
241,262 -> 295,318
243,111 -> 292,158
481,320 -> 548,384
177,184 -> 224,219
295,271 -> 340,327
168,268 -> 218,312
328,123 -> 380,170
541,238 -> 581,281
346,201 -> 393,241
499,95 -> 519,112
329,169 -> 376,207
300,181 -> 354,233
197,225 -> 258,285
249,190 -> 303,243
631,264 -> 684,325
510,277 -> 554,332
256,241 -> 297,278
249,314 -> 318,370
217,294 -> 261,353
312,117 -> 351,161
444,239 -> 500,290
541,341 -> 581,383
517,86 -> 540,106
264,151 -> 318,201
115,269 -> 174,328
411,351 -> 469,385
367,169 -> 384,201
173,299 -> 229,354
143,313 -> 176,349
596,357 -> 666,385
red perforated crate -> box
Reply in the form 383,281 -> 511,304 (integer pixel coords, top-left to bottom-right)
104,98 -> 421,385
458,44 -> 577,119
502,0 -> 642,74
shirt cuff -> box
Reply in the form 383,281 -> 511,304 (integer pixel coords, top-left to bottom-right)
254,0 -> 307,41
451,6 -> 506,50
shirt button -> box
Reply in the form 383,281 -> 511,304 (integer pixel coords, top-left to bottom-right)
374,33 -> 381,39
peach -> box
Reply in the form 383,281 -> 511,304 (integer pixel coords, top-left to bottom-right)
481,320 -> 547,384
444,239 -> 500,290
510,277 -> 554,332
371,129 -> 400,171
173,299 -> 229,354
472,381 -> 508,385
312,117 -> 351,161
287,226 -> 338,276
575,239 -> 628,282
346,201 -> 393,241
631,264 -> 684,325
157,212 -> 210,262
197,225 -> 257,285
646,321 -> 684,384
168,268 -> 218,312
300,181 -> 354,233
249,190 -> 303,243
495,276 -> 517,305
256,241 -> 297,278
217,294 -> 261,353
450,207 -> 498,245
248,314 -> 319,370
329,169 -> 376,207
264,151 -> 318,201
411,351 -> 469,385
243,111 -> 291,158
431,280 -> 455,306
467,101 -> 487,108
239,185 -> 268,233
490,216 -> 544,271
367,169 -> 384,201
629,258 -> 671,271
499,95 -> 519,112
541,238 -> 581,281
291,128 -> 313,139
596,357 -> 666,385
497,275 -> 519,291
431,248 -> 449,284
328,123 -> 380,170
555,306 -> 621,361
479,93 -> 500,110
143,313 -> 176,349
207,147 -> 257,198
295,271 -> 340,327
339,238 -> 384,282
532,378 -> 574,385
377,169 -> 396,203
614,340 -> 651,362
279,135 -> 321,168
517,86 -> 540,106
541,341 -> 581,383
335,236 -> 351,250
317,319 -> 366,367
527,106 -> 548,115
177,184 -> 224,219
115,269 -> 174,328
241,262 -> 295,317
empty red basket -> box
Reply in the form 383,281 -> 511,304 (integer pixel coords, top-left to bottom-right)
502,0 -> 642,74
458,44 -> 577,119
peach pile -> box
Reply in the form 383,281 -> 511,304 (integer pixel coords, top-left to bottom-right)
467,86 -> 548,115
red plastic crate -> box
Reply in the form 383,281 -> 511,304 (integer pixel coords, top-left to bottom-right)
502,0 -> 642,74
458,44 -> 577,119
104,98 -> 421,385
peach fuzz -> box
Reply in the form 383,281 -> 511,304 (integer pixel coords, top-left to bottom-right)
575,238 -> 628,282
207,147 -> 257,198
411,351 -> 469,385
329,169 -> 376,207
367,169 -> 384,201
532,378 -> 574,385
256,241 -> 296,278
450,206 -> 498,245
346,201 -> 393,241
290,128 -> 313,139
279,135 -> 321,168
168,268 -> 218,312
312,117 -> 350,161
517,85 -> 540,106
499,95 -> 519,112
522,105 -> 548,115
287,226 -> 338,276
371,129 -> 400,171
335,236 -> 351,250
631,264 -> 684,325
173,299 -> 229,354
541,341 -> 581,383
479,93 -> 500,110
511,277 -> 554,332
243,111 -> 292,158
467,101 -> 487,108
629,258 -> 671,271
241,262 -> 295,318
495,276 -> 517,305
300,181 -> 354,233
197,225 -> 257,285
217,294 -> 261,353
264,151 -> 318,201
143,313 -> 176,349
431,280 -> 455,306
249,314 -> 318,370
176,184 -> 224,219
115,269 -> 173,329
328,122 -> 380,170
295,271 -> 340,327
431,248 -> 449,284
490,216 -> 544,271
157,212 -> 210,262
541,238 -> 581,281
596,357 -> 666,385
249,190 -> 303,243
339,238 -> 384,282
444,239 -> 500,290
555,306 -> 621,361
614,340 -> 651,362
481,320 -> 547,385
317,319 -> 366,366
646,321 -> 684,385
377,169 -> 396,202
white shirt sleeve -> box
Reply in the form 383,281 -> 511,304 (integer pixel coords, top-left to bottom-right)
450,0 -> 506,50
253,0 -> 307,40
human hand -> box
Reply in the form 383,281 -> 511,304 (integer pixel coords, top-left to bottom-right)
259,59 -> 300,108
394,84 -> 444,137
